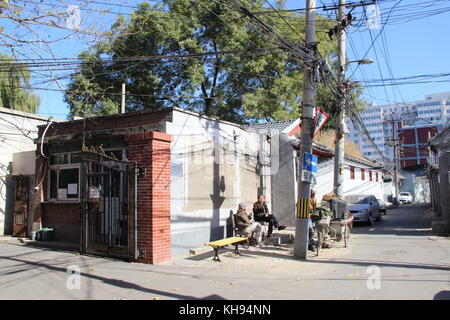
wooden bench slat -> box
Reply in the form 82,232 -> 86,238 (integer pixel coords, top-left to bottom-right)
205,236 -> 248,247
205,236 -> 249,262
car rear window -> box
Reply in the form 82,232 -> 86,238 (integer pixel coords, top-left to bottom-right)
344,195 -> 370,204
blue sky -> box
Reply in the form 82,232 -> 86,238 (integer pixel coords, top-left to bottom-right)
6,0 -> 449,119
331,0 -> 450,106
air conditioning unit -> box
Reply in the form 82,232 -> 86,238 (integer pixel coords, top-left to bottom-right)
12,151 -> 36,176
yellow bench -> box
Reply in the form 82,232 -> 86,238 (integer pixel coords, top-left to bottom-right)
205,236 -> 249,262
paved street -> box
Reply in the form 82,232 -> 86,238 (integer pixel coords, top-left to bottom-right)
0,203 -> 448,300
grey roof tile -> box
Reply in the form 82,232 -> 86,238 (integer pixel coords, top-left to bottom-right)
243,119 -> 296,133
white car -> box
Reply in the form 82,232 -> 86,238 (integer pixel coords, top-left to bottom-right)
398,192 -> 413,204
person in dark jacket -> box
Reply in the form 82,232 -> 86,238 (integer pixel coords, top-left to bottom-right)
252,195 -> 286,236
235,203 -> 262,243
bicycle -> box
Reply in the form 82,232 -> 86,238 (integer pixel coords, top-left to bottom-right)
313,215 -> 353,256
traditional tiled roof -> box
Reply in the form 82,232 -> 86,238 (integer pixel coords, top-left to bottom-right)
245,119 -> 383,168
243,119 -> 297,133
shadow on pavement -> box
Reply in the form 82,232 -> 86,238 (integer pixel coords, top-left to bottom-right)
352,226 -> 434,237
186,243 -> 300,262
1,255 -> 225,300
307,257 -> 449,272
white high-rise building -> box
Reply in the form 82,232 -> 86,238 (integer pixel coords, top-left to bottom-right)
346,102 -> 385,163
347,91 -> 450,166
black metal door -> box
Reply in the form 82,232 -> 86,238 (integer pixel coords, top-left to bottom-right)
81,151 -> 137,259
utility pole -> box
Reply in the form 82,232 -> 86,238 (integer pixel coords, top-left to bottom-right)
120,83 -> 126,114
333,0 -> 346,199
294,0 -> 316,259
393,120 -> 400,206
387,114 -> 400,205
331,1 -> 374,197
427,131 -> 432,165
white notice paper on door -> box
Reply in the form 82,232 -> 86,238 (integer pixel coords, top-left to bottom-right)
57,189 -> 67,199
67,183 -> 78,195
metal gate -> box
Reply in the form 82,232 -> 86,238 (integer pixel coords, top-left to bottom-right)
81,151 -> 137,259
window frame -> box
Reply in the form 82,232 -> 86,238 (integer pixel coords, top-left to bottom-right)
47,152 -> 81,202
349,166 -> 355,180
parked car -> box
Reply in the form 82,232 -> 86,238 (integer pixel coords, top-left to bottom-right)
376,198 -> 388,215
344,194 -> 382,225
398,192 -> 413,204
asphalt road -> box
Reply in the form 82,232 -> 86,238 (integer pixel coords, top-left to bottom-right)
0,203 -> 448,300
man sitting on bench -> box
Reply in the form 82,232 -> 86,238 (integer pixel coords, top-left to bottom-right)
253,195 -> 286,237
235,202 -> 262,245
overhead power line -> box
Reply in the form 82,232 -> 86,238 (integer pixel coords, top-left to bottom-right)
0,83 -> 299,104
0,47 -> 284,65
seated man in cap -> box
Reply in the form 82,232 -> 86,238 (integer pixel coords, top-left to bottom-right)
234,202 -> 263,245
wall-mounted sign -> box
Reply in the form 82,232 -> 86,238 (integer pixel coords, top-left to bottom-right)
301,152 -> 318,183
89,187 -> 100,200
295,107 -> 329,138
313,107 -> 330,138
67,183 -> 78,195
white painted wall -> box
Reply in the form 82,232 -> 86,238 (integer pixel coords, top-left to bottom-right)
316,158 -> 384,203
383,180 -> 395,202
272,135 -> 385,227
166,109 -> 270,257
0,108 -> 51,235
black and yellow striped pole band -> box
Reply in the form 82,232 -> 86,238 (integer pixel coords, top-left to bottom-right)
296,198 -> 310,219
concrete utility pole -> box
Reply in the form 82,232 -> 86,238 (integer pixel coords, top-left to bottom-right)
393,120 -> 400,205
294,0 -> 316,259
387,114 -> 400,205
427,131 -> 432,165
120,83 -> 126,114
333,0 -> 346,198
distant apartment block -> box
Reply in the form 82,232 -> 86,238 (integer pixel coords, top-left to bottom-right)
347,91 -> 450,167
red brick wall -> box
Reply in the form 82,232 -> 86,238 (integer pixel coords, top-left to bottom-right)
399,125 -> 437,169
417,126 -> 437,143
402,146 -> 417,158
399,129 -> 415,144
402,159 -> 417,168
125,131 -> 173,264
41,203 -> 81,243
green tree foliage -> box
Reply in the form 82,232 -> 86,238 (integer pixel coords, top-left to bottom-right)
0,54 -> 40,113
66,0 -> 339,123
